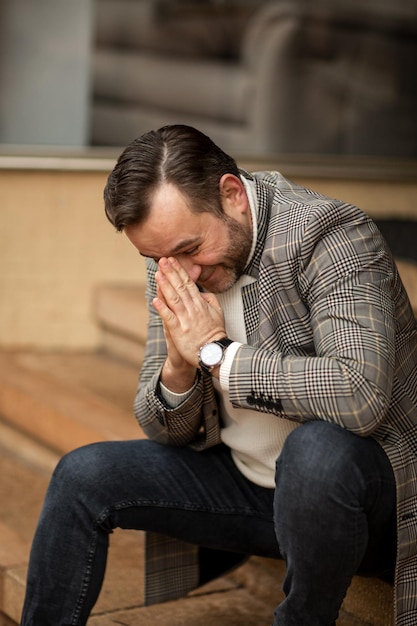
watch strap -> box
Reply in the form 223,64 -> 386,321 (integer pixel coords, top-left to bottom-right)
216,337 -> 234,350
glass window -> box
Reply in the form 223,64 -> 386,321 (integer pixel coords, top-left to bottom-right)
91,0 -> 417,158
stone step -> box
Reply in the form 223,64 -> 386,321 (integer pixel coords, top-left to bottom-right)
87,556 -> 394,626
0,522 -> 31,624
0,349 -> 149,625
0,436 -> 54,625
94,284 -> 148,365
0,349 -> 148,623
0,351 -> 144,457
0,431 -> 149,625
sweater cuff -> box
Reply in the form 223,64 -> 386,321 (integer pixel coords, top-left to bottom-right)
219,342 -> 242,391
159,380 -> 196,408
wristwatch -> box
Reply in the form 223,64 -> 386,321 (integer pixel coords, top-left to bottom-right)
198,337 -> 233,375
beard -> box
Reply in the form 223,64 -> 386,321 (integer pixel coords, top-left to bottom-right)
197,214 -> 253,293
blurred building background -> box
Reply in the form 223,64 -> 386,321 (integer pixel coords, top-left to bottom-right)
1,0 -> 417,157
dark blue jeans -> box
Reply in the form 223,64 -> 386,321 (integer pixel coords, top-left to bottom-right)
20,421 -> 396,626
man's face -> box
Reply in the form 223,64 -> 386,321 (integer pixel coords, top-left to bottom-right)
124,180 -> 252,293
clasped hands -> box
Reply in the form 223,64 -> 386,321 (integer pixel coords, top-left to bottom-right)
153,257 -> 226,378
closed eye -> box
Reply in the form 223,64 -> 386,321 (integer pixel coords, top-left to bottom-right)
184,246 -> 199,255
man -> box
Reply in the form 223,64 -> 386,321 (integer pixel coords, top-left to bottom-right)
21,125 -> 417,625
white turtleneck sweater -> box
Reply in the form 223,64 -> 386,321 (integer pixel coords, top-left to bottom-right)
160,177 -> 298,488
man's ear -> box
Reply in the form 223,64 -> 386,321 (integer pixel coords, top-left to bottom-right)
219,173 -> 248,217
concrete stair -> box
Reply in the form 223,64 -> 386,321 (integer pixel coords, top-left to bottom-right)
93,283 -> 147,366
0,280 -> 402,625
0,348 -> 147,625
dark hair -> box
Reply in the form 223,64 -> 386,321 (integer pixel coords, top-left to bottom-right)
104,125 -> 240,231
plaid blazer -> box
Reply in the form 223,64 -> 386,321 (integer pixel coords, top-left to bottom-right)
134,171 -> 417,625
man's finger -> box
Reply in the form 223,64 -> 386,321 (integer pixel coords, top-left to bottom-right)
159,257 -> 199,296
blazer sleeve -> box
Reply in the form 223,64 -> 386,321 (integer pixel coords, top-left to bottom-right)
133,258 -> 221,449
228,200 -> 412,437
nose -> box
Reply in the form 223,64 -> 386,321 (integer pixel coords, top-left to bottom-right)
175,254 -> 202,283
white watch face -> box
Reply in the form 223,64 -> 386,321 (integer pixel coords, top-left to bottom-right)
201,342 -> 223,367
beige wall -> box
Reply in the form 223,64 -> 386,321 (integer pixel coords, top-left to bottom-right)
0,168 -> 145,350
1,160 -> 416,350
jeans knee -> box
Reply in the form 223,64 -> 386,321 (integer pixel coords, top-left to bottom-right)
50,443 -> 109,502
275,421 -> 362,505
